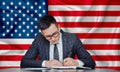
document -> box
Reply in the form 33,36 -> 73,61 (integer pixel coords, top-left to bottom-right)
48,66 -> 91,69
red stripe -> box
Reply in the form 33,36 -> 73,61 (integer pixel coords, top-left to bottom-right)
84,44 -> 120,50
92,56 -> 120,61
0,44 -> 30,50
0,56 -> 23,61
96,66 -> 120,70
48,0 -> 120,5
49,11 -> 120,16
76,33 -> 120,39
58,22 -> 120,28
0,66 -> 19,69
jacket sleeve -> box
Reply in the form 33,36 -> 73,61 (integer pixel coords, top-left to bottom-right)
20,34 -> 44,68
73,35 -> 96,69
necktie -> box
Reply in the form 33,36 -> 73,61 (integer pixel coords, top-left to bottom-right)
54,44 -> 59,60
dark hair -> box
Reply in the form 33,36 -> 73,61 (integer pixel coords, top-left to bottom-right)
39,14 -> 58,30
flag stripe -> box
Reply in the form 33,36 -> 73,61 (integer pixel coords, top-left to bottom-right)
54,16 -> 120,22
49,11 -> 120,16
84,44 -> 120,50
48,0 -> 120,5
58,22 -> 120,28
77,33 -> 120,38
0,39 -> 120,44
0,50 -> 120,55
1,55 -> 120,61
62,28 -> 120,33
0,44 -> 120,50
49,5 -> 120,11
0,61 -> 120,66
0,44 -> 30,50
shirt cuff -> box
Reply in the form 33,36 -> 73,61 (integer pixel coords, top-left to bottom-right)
42,60 -> 46,67
76,60 -> 84,67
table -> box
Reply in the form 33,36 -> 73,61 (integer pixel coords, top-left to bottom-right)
0,68 -> 119,72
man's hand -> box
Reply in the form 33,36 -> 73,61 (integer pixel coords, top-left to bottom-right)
45,60 -> 63,67
63,57 -> 78,66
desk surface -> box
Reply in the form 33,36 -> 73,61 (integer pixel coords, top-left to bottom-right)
0,68 -> 119,72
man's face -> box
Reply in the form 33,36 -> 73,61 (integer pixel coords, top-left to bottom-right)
41,24 -> 60,44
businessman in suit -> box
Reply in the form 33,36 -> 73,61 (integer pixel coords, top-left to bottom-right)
21,14 -> 96,69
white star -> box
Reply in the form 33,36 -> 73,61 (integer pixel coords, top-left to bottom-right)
35,10 -> 37,13
27,10 -> 29,13
3,33 -> 5,36
6,22 -> 9,25
31,22 -> 33,25
10,2 -> 14,5
14,14 -> 18,17
19,33 -> 22,37
19,26 -> 21,29
23,6 -> 26,9
39,6 -> 41,9
2,26 -> 5,29
15,6 -> 17,9
2,18 -> 5,21
27,33 -> 30,37
27,25 -> 30,29
30,6 -> 34,9
31,29 -> 33,32
35,25 -> 37,29
43,10 -> 46,13
43,2 -> 46,5
10,10 -> 13,13
35,2 -> 38,5
34,18 -> 38,21
2,2 -> 5,5
18,10 -> 22,13
27,2 -> 30,5
30,14 -> 34,17
22,14 -> 26,17
14,22 -> 17,25
22,22 -> 25,25
26,18 -> 30,21
15,29 -> 17,32
18,2 -> 22,5
6,6 -> 9,9
11,33 -> 13,37
10,26 -> 13,29
23,29 -> 25,33
6,14 -> 10,17
38,14 -> 41,17
2,10 -> 5,13
6,29 -> 10,33
10,18 -> 14,21
18,18 -> 22,21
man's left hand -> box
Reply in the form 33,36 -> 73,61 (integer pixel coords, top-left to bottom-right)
63,57 -> 78,66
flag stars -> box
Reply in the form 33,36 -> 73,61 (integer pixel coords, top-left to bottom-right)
18,10 -> 22,13
10,10 -> 14,13
34,18 -> 38,21
18,18 -> 22,21
15,29 -> 18,33
27,10 -> 30,13
27,2 -> 30,5
19,33 -> 22,37
26,25 -> 30,29
14,14 -> 18,17
2,26 -> 5,29
18,2 -> 22,5
11,33 -> 13,37
23,6 -> 26,9
18,26 -> 22,29
23,29 -> 25,33
15,6 -> 18,9
6,6 -> 9,9
31,29 -> 33,32
43,2 -> 46,5
2,33 -> 5,36
30,14 -> 34,17
6,29 -> 10,33
2,2 -> 5,5
26,18 -> 30,21
43,10 -> 46,13
10,26 -> 13,29
2,18 -> 5,21
31,22 -> 33,25
30,6 -> 34,9
10,2 -> 14,5
6,14 -> 10,17
22,14 -> 26,17
10,18 -> 14,21
39,6 -> 41,9
34,10 -> 37,13
34,2 -> 38,5
14,22 -> 18,25
2,10 -> 5,13
27,33 -> 30,37
38,14 -> 41,17
6,22 -> 9,25
22,22 -> 26,25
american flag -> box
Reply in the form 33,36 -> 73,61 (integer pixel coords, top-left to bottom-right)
0,0 -> 120,70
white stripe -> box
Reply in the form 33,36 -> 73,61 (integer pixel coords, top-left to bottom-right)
0,39 -> 120,44
0,39 -> 34,44
54,16 -> 120,22
0,61 -> 120,66
0,50 -> 27,55
81,39 -> 120,44
62,28 -> 120,33
88,50 -> 120,55
0,50 -> 119,56
96,61 -> 120,66
49,5 -> 120,11
0,61 -> 20,66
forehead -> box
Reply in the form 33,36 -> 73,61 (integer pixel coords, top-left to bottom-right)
42,24 -> 58,35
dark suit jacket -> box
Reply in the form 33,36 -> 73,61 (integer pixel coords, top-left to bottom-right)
21,30 -> 96,69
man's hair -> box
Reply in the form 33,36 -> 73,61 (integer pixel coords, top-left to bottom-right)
39,14 -> 58,30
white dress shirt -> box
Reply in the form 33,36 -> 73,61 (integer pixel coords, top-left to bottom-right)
42,33 -> 84,67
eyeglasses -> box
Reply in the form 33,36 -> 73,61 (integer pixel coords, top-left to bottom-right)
44,31 -> 59,40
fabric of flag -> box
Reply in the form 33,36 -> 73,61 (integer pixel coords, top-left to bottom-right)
48,0 -> 120,70
0,0 -> 120,71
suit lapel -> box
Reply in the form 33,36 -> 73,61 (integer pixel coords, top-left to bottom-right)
44,40 -> 50,60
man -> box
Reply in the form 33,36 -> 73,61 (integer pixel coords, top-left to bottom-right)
21,14 -> 96,69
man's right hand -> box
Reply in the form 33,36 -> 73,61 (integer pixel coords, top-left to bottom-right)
45,60 -> 63,67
